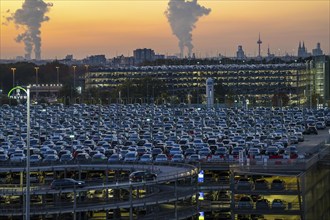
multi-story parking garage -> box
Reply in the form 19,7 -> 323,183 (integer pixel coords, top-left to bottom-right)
0,144 -> 329,220
85,63 -> 306,106
0,163 -> 199,220
85,56 -> 329,106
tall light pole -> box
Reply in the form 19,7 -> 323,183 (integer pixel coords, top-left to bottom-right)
11,68 -> 16,88
26,86 -> 31,220
84,64 -> 89,77
56,66 -> 60,85
34,67 -> 39,100
84,65 -> 89,99
73,65 -> 77,89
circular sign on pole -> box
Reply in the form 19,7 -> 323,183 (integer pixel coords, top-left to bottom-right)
7,86 -> 28,103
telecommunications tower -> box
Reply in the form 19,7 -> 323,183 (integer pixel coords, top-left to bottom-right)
257,33 -> 262,59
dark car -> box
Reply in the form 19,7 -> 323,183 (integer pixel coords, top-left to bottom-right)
254,178 -> 269,190
237,196 -> 253,209
271,179 -> 286,190
256,198 -> 270,209
236,177 -> 253,190
129,171 -> 157,182
303,126 -> 318,135
50,178 -> 85,189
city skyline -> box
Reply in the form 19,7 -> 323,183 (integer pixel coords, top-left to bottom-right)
1,0 -> 329,60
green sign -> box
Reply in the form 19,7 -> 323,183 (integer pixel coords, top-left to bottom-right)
7,86 -> 27,99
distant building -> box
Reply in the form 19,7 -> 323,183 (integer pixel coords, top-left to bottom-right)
133,48 -> 155,64
65,55 -> 73,61
16,56 -> 25,61
83,55 -> 107,66
312,42 -> 323,56
266,46 -> 275,61
112,55 -> 135,67
298,41 -> 311,58
166,55 -> 179,60
236,45 -> 246,60
155,54 -> 165,60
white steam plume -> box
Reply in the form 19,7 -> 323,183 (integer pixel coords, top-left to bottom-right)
6,0 -> 52,60
165,0 -> 211,58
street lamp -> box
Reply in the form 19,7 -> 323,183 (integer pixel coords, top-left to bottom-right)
11,67 -> 16,88
26,86 -> 31,220
84,64 -> 89,78
34,67 -> 39,100
56,66 -> 60,85
73,65 -> 77,89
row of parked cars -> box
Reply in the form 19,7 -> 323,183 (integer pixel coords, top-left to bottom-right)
237,178 -> 286,191
237,196 -> 287,210
49,170 -> 157,190
0,104 -> 329,167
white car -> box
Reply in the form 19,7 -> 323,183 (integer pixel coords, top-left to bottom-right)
154,154 -> 168,163
171,154 -> 185,162
10,153 -> 26,163
124,152 -> 138,162
139,154 -> 153,163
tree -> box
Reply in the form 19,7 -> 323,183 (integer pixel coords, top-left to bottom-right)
115,77 -> 168,104
272,93 -> 290,107
214,81 -> 229,103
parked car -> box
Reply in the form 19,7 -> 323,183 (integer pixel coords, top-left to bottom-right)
30,154 -> 42,163
108,153 -> 122,163
271,179 -> 286,190
237,177 -> 253,190
60,154 -> 74,162
265,146 -> 279,156
154,154 -> 168,163
214,147 -> 229,156
10,153 -> 26,163
50,178 -> 85,189
171,154 -> 185,163
303,126 -> 318,135
43,154 -> 59,163
92,153 -> 107,162
294,132 -> 304,142
129,171 -> 157,182
256,198 -> 270,209
187,154 -> 201,163
237,196 -> 253,209
271,198 -> 286,209
139,153 -> 153,163
254,179 -> 269,190
315,121 -> 326,130
75,153 -> 91,162
124,152 -> 138,162
0,154 -> 9,162
151,148 -> 163,159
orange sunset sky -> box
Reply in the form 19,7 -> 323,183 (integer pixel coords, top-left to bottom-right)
1,0 -> 329,59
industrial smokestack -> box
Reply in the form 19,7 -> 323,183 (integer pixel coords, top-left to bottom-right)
6,0 -> 52,60
165,0 -> 211,58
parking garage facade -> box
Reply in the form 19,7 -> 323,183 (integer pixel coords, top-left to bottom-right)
0,151 -> 329,220
85,63 -> 308,106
